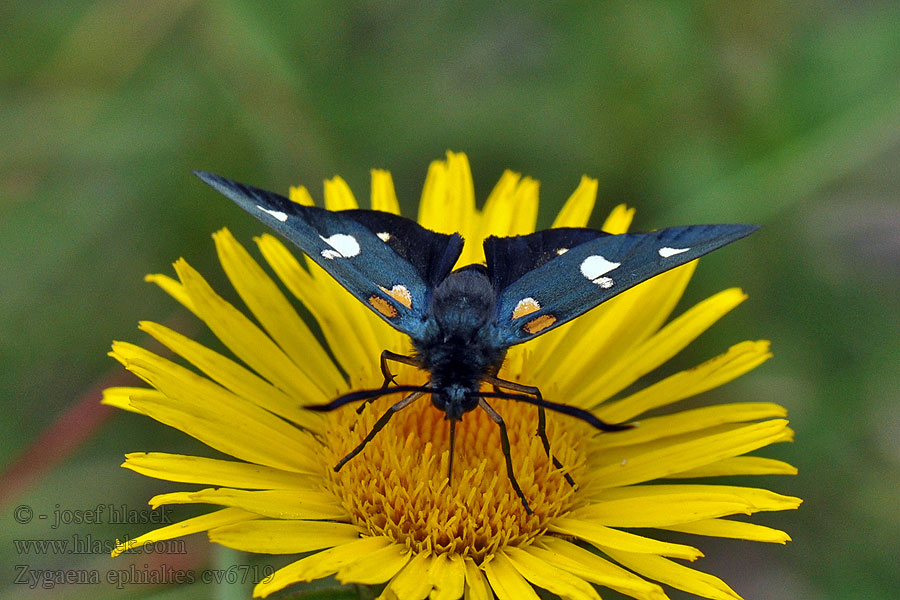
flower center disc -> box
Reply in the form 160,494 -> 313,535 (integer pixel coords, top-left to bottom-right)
323,395 -> 587,562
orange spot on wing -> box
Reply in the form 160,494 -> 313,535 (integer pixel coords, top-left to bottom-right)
379,285 -> 413,309
369,295 -> 399,318
523,314 -> 556,334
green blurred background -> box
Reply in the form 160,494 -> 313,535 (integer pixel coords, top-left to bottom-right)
2,2 -> 899,599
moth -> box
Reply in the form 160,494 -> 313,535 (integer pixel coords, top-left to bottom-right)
196,171 -> 757,512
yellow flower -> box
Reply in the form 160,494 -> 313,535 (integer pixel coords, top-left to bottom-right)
106,151 -> 800,600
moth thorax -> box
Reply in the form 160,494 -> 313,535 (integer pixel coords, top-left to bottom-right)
429,266 -> 496,338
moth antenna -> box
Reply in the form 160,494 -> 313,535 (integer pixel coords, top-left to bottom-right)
477,390 -> 631,433
306,385 -> 433,413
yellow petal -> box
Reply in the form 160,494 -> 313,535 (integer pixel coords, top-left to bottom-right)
138,320 -> 322,429
111,341 -> 319,473
604,550 -> 743,600
585,260 -> 698,371
551,176 -> 598,228
504,546 -> 601,600
661,517 -> 793,544
463,557 -> 493,600
429,553 -> 466,600
576,287 -> 747,404
507,176 -> 540,235
310,244 -> 408,336
446,151 -> 477,240
550,518 -> 702,560
479,171 -> 539,243
480,170 -> 522,237
585,420 -> 792,489
669,456 -> 798,478
126,393 -> 318,474
381,551 -> 433,599
209,519 -> 360,553
596,341 -> 773,423
483,552 -> 541,600
601,259 -> 697,353
335,543 -> 411,585
592,402 -> 786,450
174,258 -> 332,403
570,491 -> 764,527
289,185 -> 315,206
305,246 -> 409,380
253,536 -> 392,597
535,538 -> 667,600
255,233 -> 383,380
112,507 -> 257,557
600,203 -> 636,234
323,176 -> 359,210
582,484 -> 802,514
144,272 -> 194,313
531,263 -> 698,393
149,488 -> 348,520
214,228 -> 345,393
529,177 -> 612,384
101,386 -> 162,414
122,452 -> 314,489
371,169 -> 401,214
418,158 -> 449,233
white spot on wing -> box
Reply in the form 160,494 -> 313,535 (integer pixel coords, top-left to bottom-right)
580,255 -> 621,285
659,246 -> 690,258
257,205 -> 288,222
512,297 -> 541,319
380,284 -> 412,309
319,234 -> 360,260
377,232 -> 391,242
556,248 -> 569,255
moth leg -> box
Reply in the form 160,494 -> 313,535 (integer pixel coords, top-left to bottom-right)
336,391 -> 425,471
485,376 -> 576,489
536,405 -> 577,489
485,375 -> 541,397
477,397 -> 533,515
380,350 -> 420,386
357,350 -> 421,414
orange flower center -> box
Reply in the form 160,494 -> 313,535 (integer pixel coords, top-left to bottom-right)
322,393 -> 590,562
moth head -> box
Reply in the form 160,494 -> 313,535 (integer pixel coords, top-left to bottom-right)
430,385 -> 479,421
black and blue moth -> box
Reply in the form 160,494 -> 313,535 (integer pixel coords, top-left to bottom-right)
196,171 -> 757,512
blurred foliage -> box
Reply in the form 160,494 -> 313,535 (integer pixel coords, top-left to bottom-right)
2,1 -> 899,599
